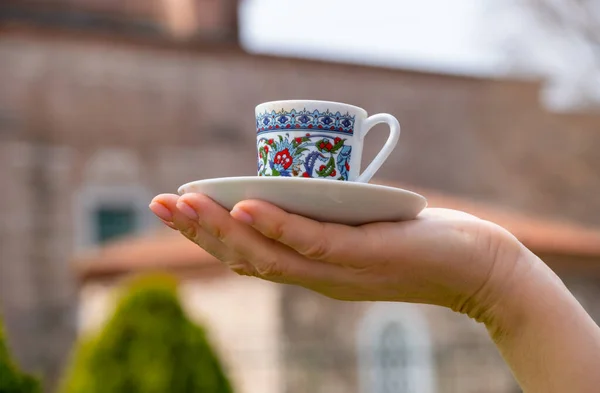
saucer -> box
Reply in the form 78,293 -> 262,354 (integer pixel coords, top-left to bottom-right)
178,177 -> 427,226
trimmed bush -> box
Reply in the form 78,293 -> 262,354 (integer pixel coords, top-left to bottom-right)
0,315 -> 41,393
60,274 -> 234,393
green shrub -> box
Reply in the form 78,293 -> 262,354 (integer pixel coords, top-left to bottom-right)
0,315 -> 41,393
60,274 -> 234,393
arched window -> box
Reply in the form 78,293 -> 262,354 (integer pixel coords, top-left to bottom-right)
357,303 -> 436,393
73,149 -> 156,250
73,183 -> 155,250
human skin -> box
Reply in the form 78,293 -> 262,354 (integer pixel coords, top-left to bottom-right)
149,193 -> 600,393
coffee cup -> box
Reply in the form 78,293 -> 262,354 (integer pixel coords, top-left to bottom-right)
255,100 -> 400,183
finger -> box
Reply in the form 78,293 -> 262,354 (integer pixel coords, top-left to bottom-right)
418,208 -> 480,221
229,199 -> 370,264
178,193 -> 347,284
149,198 -> 177,230
151,194 -> 253,274
160,219 -> 177,230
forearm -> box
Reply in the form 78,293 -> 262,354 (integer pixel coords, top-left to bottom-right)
485,249 -> 600,392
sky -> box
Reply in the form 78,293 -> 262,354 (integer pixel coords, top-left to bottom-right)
239,0 -> 503,76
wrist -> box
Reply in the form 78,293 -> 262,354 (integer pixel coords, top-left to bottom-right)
449,222 -> 531,325
480,245 -> 566,340
473,239 -> 600,392
454,221 -> 562,331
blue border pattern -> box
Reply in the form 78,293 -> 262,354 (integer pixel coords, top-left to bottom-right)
256,108 -> 355,135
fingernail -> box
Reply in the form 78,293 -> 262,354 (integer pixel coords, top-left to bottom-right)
149,202 -> 173,222
230,207 -> 253,225
177,201 -> 199,220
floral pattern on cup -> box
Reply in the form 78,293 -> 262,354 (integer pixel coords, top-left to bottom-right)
257,133 -> 352,180
256,109 -> 355,135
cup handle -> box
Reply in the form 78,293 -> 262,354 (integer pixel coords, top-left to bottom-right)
355,114 -> 401,183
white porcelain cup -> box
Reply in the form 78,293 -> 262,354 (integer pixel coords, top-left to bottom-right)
255,100 -> 400,183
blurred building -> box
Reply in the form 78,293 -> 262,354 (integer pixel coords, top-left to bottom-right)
1,0 -> 600,391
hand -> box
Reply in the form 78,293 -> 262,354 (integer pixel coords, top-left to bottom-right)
149,193 -> 525,319
150,193 -> 600,392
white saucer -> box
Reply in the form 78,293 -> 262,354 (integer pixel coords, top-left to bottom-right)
178,177 -> 427,226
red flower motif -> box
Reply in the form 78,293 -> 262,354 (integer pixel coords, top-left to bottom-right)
264,146 -> 269,153
268,139 -> 274,145
326,142 -> 333,150
319,165 -> 326,171
345,162 -> 350,171
334,137 -> 341,144
302,172 -> 310,178
274,148 -> 293,170
319,142 -> 326,149
295,137 -> 303,143
305,133 -> 311,136
330,170 -> 336,177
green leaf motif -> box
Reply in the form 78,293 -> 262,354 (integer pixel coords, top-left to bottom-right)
330,139 -> 346,154
315,139 -> 329,153
316,156 -> 336,177
259,146 -> 268,165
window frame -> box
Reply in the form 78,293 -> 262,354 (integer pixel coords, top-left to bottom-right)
357,302 -> 436,393
73,184 -> 155,250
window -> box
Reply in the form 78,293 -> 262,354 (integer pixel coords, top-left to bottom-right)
378,322 -> 410,392
357,303 -> 436,393
95,206 -> 137,244
74,184 -> 155,249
